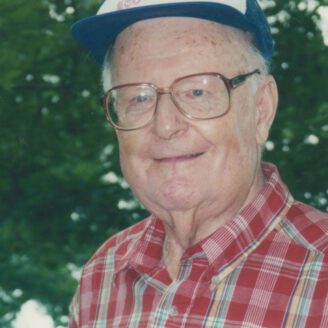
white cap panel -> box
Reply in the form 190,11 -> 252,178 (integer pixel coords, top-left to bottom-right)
97,0 -> 246,15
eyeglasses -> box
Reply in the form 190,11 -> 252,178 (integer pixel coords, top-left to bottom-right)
102,69 -> 260,131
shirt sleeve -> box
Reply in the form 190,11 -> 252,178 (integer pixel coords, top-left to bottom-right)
69,287 -> 80,328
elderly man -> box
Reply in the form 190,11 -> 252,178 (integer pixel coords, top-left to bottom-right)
69,0 -> 328,327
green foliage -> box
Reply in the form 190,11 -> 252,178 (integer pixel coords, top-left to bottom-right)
0,0 -> 147,326
0,0 -> 327,326
263,0 -> 328,210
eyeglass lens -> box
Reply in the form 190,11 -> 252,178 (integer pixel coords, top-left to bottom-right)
105,74 -> 230,130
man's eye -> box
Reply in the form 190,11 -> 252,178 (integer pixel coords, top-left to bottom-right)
191,89 -> 205,97
123,92 -> 155,115
130,94 -> 152,105
136,95 -> 148,103
180,88 -> 209,101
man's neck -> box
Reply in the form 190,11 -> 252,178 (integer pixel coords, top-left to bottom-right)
161,167 -> 266,280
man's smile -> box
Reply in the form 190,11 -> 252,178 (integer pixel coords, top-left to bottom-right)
154,152 -> 205,163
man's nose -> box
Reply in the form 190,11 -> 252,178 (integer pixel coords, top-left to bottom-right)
151,93 -> 189,139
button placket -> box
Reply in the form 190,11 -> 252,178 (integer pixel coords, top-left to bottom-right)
151,280 -> 182,326
168,306 -> 178,317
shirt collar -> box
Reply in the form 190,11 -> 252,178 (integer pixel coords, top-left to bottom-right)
114,215 -> 165,276
200,162 -> 293,275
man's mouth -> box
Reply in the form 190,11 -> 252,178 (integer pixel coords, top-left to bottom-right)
155,152 -> 204,163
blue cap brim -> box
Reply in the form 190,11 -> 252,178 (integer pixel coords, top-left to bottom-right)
72,2 -> 272,65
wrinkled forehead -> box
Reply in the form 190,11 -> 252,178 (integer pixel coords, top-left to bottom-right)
111,17 -> 253,67
116,16 -> 240,42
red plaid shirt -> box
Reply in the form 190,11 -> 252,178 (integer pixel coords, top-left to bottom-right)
69,162 -> 328,327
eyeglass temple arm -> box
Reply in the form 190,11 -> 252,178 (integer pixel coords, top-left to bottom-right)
229,69 -> 261,89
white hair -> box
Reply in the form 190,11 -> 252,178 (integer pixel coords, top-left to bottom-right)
243,32 -> 270,92
102,48 -> 114,92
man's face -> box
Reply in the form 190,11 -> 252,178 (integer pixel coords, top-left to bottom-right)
110,17 -> 273,220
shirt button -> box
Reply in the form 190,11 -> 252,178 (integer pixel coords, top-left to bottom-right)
169,306 -> 178,317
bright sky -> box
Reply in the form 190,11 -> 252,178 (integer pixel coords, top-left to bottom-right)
319,6 -> 328,45
12,300 -> 55,328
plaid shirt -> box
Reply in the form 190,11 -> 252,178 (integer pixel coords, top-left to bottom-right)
69,162 -> 328,327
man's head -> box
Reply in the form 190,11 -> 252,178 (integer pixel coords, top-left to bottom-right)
101,17 -> 277,218
72,0 -> 278,224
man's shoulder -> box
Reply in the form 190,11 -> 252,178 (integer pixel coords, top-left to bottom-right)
284,200 -> 328,253
84,216 -> 153,268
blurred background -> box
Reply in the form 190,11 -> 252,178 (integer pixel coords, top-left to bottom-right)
0,0 -> 327,327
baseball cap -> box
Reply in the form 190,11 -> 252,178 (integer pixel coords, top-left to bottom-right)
71,0 -> 273,66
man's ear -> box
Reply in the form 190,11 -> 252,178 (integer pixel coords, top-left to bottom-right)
255,75 -> 278,146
